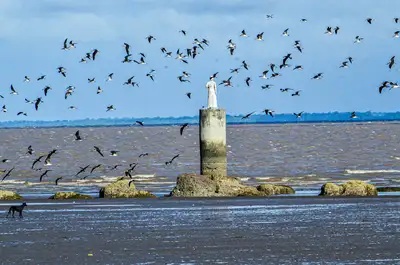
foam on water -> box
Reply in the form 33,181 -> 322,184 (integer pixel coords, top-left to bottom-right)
344,169 -> 400,174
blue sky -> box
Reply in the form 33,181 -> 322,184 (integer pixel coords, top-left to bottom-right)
0,0 -> 400,121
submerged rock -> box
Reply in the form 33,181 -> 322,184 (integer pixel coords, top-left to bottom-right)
320,180 -> 377,196
99,179 -> 156,198
0,190 -> 23,200
49,192 -> 93,200
169,173 -> 296,197
377,187 -> 400,192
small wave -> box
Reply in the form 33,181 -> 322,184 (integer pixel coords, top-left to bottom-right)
344,169 -> 400,175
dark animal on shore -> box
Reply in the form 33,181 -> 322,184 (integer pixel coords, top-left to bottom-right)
6,202 -> 27,218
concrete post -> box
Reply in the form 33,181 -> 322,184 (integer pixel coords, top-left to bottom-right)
199,108 -> 227,179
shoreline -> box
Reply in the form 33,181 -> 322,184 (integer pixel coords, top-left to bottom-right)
1,197 -> 399,264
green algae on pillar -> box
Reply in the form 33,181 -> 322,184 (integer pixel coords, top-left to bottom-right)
199,108 -> 227,179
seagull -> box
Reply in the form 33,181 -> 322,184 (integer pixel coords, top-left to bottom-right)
10,85 -> 18,95
17,112 -> 27,116
55,177 -> 62,185
106,73 -> 114,81
94,146 -> 104,157
366,18 -> 373,24
106,105 -> 116,112
24,76 -> 30,82
43,86 -> 52,96
26,145 -> 34,155
92,49 -> 99,60
146,35 -> 156,43
133,56 -> 146,65
1,167 -> 14,181
256,32 -> 264,41
293,65 -> 303,71
57,67 -> 67,77
32,155 -> 45,169
388,56 -> 395,69
34,97 -> 43,111
180,123 -> 189,135
294,112 -> 304,118
264,109 -> 275,117
261,84 -> 273,90
291,90 -> 301,96
37,75 -> 46,81
62,38 -> 69,50
242,111 -> 255,119
165,154 -> 180,165
259,70 -> 269,79
240,29 -> 248,37
90,164 -> 102,173
354,36 -> 364,43
282,28 -> 289,36
75,130 -> 82,141
178,76 -> 190,83
350,112 -> 358,119
245,77 -> 251,87
280,88 -> 293,92
123,43 -> 131,55
340,61 -> 349,68
242,61 -> 249,70
186,92 -> 191,99
312,73 -> 323,80
347,57 -> 353,64
146,71 -> 155,81
136,121 -> 144,126
325,27 -> 333,35
39,170 -> 51,182
110,151 -> 119,157
334,26 -> 340,34
97,86 -> 103,94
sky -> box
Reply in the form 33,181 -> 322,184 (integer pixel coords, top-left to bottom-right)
0,0 -> 400,121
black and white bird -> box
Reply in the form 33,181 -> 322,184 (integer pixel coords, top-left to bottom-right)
106,105 -> 116,112
312,73 -> 323,80
94,146 -> 104,157
88,78 -> 95,83
282,28 -> 289,36
57,67 -> 67,77
37,75 -> 46,81
388,56 -> 395,69
354,36 -> 364,43
350,111 -> 358,119
334,26 -> 340,34
264,109 -> 275,117
180,123 -> 189,135
92,49 -> 99,60
325,27 -> 333,35
240,29 -> 248,37
186,92 -> 191,99
340,61 -> 349,68
75,130 -> 82,141
110,151 -> 119,157
146,70 -> 155,81
2,105 -> 7,113
10,85 -> 18,95
292,90 -> 301,96
97,86 -> 103,94
106,73 -> 114,82
43,86 -> 52,96
123,43 -> 131,56
136,121 -> 144,126
17,112 -> 27,116
261,84 -> 273,90
366,18 -> 373,24
256,32 -> 264,41
259,70 -> 269,79
245,77 -> 252,87
293,65 -> 303,71
24,76 -> 30,82
294,112 -> 304,118
40,170 -> 51,182
146,35 -> 156,43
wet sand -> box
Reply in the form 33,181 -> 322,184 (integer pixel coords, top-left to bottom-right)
1,197 -> 399,264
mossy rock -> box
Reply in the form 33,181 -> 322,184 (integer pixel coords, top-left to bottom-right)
377,187 -> 400,192
257,184 -> 295,196
169,173 -> 295,197
99,179 -> 156,198
320,181 -> 377,196
49,192 -> 93,200
0,190 -> 23,200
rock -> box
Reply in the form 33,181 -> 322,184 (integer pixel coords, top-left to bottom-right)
49,192 -> 93,200
0,190 -> 23,200
257,184 -> 295,196
320,180 -> 378,196
169,173 -> 296,197
377,187 -> 400,192
99,179 -> 156,198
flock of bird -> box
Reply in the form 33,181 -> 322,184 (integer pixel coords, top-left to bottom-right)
1,14 -> 400,184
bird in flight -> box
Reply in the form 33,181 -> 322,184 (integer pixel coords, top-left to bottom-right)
94,146 -> 104,157
136,121 -> 144,126
242,111 -> 255,120
10,85 -> 18,95
180,123 -> 189,135
294,112 -> 304,118
165,154 -> 180,165
264,109 -> 275,117
106,105 -> 116,112
186,92 -> 191,99
75,130 -> 82,141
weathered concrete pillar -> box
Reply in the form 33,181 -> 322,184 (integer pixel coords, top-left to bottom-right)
199,108 -> 227,179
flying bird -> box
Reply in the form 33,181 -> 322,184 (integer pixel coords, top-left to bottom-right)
1,167 -> 14,181
186,92 -> 191,99
366,18 -> 373,24
146,35 -> 156,43
10,85 -> 18,95
94,146 -> 104,157
242,111 -> 255,120
264,109 -> 275,117
43,86 -> 52,96
165,154 -> 180,165
180,123 -> 189,135
37,75 -> 46,81
55,177 -> 62,185
39,170 -> 51,182
92,49 -> 99,60
75,130 -> 82,141
294,112 -> 304,118
136,121 -> 144,126
106,105 -> 116,112
350,111 -> 358,119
